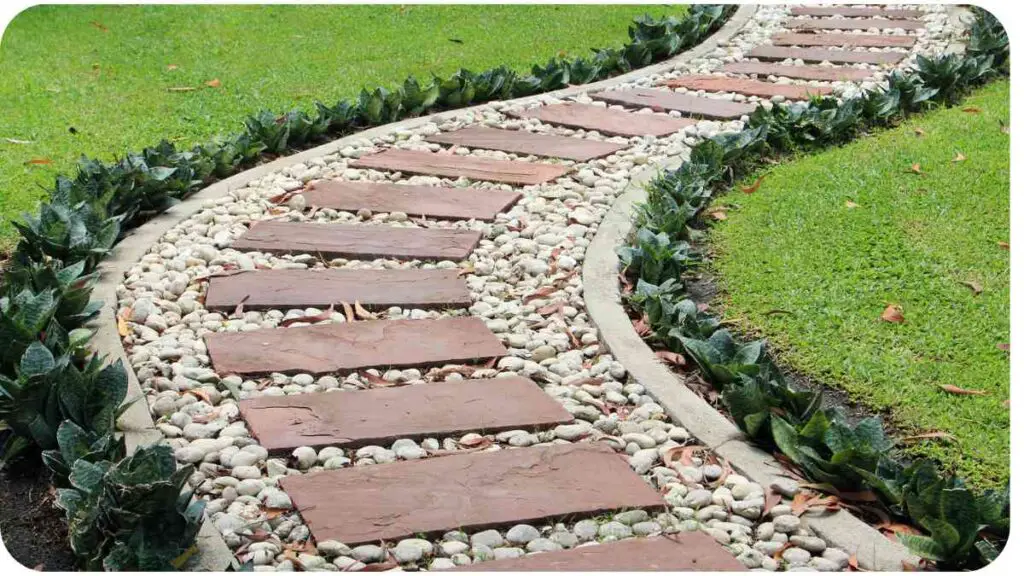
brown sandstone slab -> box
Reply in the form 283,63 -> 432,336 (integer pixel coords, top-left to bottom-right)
509,102 -> 694,137
301,181 -> 521,221
425,125 -> 626,161
230,221 -> 482,261
591,88 -> 756,119
659,75 -> 832,100
790,6 -> 925,19
772,32 -> 917,48
747,45 -> 904,65
350,148 -> 568,185
240,377 -> 573,453
204,269 -> 472,312
280,443 -> 666,545
205,317 -> 506,376
453,535 -> 747,571
722,62 -> 875,82
786,17 -> 925,31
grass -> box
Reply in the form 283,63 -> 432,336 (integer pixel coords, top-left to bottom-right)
0,3 -> 685,251
710,80 -> 1010,488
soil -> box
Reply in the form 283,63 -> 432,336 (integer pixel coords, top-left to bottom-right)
0,456 -> 77,572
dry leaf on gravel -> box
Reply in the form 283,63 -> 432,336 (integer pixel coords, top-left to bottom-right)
740,175 -> 766,194
881,304 -> 905,323
938,384 -> 988,396
359,370 -> 392,387
116,313 -> 130,337
523,286 -> 558,303
231,295 -> 250,318
280,303 -> 335,327
655,350 -> 686,366
340,301 -> 355,322
354,301 -> 374,320
536,301 -> 565,316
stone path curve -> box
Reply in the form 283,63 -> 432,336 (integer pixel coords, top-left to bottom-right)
116,4 -> 963,572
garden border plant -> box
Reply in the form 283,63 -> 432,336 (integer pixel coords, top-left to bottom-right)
615,9 -> 1009,571
0,6 -> 737,570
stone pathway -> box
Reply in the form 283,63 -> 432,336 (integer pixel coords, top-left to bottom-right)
118,4 -> 962,572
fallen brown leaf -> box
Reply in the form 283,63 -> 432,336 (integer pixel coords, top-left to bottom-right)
341,301 -> 355,323
363,560 -> 399,572
353,301 -> 374,320
166,64 -> 179,71
939,384 -> 988,396
167,86 -> 198,92
849,554 -> 860,571
359,371 -> 392,388
457,265 -> 475,277
116,315 -> 130,337
458,435 -> 492,448
903,431 -> 958,443
205,78 -> 222,88
632,317 -> 651,337
762,488 -> 782,519
662,445 -> 702,468
90,21 -> 108,32
186,388 -> 213,404
952,151 -> 967,163
740,175 -> 766,194
231,295 -> 251,319
963,106 -> 982,114
844,200 -> 860,209
25,158 -> 52,165
280,303 -> 335,327
536,300 -> 565,316
997,241 -> 1009,250
996,343 -> 1009,352
906,163 -> 924,175
881,304 -> 905,324
913,128 -> 926,137
655,350 -> 686,366
959,280 -> 983,295
523,286 -> 558,303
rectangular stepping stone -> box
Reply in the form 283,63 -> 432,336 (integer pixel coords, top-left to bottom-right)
747,45 -> 904,66
786,17 -> 925,31
280,443 -> 665,545
591,88 -> 756,119
659,75 -> 832,100
452,535 -> 747,571
425,126 -> 626,162
240,377 -> 573,453
205,317 -> 506,376
301,181 -> 521,222
790,6 -> 925,19
722,62 -> 875,82
204,269 -> 472,312
772,32 -> 917,48
509,102 -> 694,137
230,221 -> 482,261
350,149 -> 568,185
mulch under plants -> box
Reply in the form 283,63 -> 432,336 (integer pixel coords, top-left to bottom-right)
0,458 -> 76,571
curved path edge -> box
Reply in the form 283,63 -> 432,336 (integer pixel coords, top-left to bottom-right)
582,144 -> 918,571
86,5 -> 757,570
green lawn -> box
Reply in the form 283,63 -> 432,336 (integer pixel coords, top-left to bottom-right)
711,80 -> 1010,488
0,4 -> 683,251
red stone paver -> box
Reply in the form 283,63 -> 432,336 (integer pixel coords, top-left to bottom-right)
240,377 -> 573,453
350,149 -> 568,185
591,88 -> 756,119
772,32 -> 917,48
509,102 -> 694,137
659,75 -> 832,100
204,269 -> 472,312
205,317 -> 506,376
786,17 -> 925,31
302,181 -> 521,222
790,6 -> 925,19
425,126 -> 626,161
280,443 -> 665,545
230,221 -> 482,261
722,62 -> 875,82
452,535 -> 747,571
748,45 -> 905,65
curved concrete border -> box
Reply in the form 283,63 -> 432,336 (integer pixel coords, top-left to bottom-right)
85,6 -> 757,570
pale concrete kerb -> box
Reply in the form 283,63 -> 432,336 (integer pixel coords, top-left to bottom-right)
581,155 -> 921,572
85,6 -> 757,571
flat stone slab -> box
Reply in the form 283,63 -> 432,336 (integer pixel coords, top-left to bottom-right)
240,377 -> 573,453
301,181 -> 521,222
790,6 -> 925,19
509,102 -> 694,137
350,149 -> 568,185
747,45 -> 904,65
772,32 -> 917,48
452,535 -> 746,571
722,62 -> 875,82
205,317 -> 506,376
591,88 -> 756,119
659,75 -> 832,100
425,126 -> 625,161
204,269 -> 472,312
280,443 -> 665,545
230,221 -> 482,261
786,17 -> 925,31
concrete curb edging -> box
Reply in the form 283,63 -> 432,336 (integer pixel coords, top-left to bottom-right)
86,6 -> 757,570
581,157 -> 919,572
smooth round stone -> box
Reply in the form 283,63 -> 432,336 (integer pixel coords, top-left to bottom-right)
332,557 -> 365,571
236,479 -> 264,496
470,529 -> 504,549
317,541 -> 351,558
440,541 -> 470,557
782,547 -> 812,566
598,521 -> 632,540
773,515 -> 801,534
821,548 -> 850,567
791,535 -> 827,553
613,509 -> 649,526
429,558 -> 456,570
755,522 -> 774,541
471,545 -> 495,562
549,531 -> 579,549
553,423 -> 590,441
573,519 -> 599,541
683,489 -> 713,508
443,531 -> 469,544
350,544 -> 384,563
391,542 -> 426,564
631,521 -> 662,536
704,527 -> 731,545
810,557 -> 841,572
525,538 -> 561,553
492,547 -> 525,560
506,524 -> 541,545
292,446 -> 317,469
